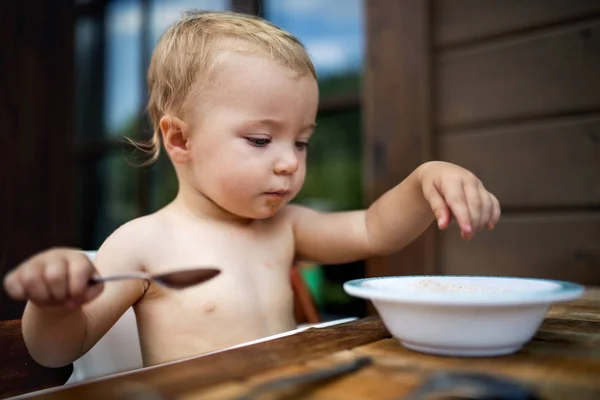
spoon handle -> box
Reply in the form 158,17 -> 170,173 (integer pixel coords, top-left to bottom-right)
90,272 -> 151,285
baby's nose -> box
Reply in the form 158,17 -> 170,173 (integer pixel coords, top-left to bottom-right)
274,153 -> 299,175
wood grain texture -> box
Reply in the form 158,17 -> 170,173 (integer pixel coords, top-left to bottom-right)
438,114 -> 600,208
0,320 -> 73,399
548,288 -> 600,322
22,317 -> 389,400
436,18 -> 600,128
19,291 -> 600,400
439,212 -> 600,285
433,0 -> 600,47
364,0 -> 436,282
0,0 -> 76,320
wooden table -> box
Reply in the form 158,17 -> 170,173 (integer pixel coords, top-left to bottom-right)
14,288 -> 600,400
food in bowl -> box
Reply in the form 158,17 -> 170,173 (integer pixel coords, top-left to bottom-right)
343,276 -> 584,357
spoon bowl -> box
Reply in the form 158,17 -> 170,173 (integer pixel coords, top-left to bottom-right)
91,267 -> 221,289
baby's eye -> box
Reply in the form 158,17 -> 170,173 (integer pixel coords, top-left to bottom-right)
295,141 -> 308,151
245,137 -> 271,147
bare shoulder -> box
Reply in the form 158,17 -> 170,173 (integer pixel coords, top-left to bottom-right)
94,212 -> 168,274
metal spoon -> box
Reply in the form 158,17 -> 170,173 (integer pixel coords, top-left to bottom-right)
90,267 -> 221,289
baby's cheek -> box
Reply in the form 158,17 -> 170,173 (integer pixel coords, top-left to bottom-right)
219,174 -> 257,198
293,168 -> 307,191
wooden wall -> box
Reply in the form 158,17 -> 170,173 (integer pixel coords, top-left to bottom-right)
365,0 -> 600,285
0,0 -> 76,320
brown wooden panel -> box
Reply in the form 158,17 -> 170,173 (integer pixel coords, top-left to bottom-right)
0,320 -> 73,398
436,18 -> 600,128
439,212 -> 600,285
434,0 -> 600,47
0,0 -> 76,320
364,0 -> 436,283
438,114 -> 600,208
15,304 -> 600,400
23,318 -> 389,400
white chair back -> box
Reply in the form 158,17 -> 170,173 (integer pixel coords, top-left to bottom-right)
66,251 -> 143,383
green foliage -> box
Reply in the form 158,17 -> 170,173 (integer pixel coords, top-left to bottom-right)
294,107 -> 363,211
318,72 -> 362,101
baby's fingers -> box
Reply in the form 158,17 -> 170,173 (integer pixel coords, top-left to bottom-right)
44,259 -> 69,302
488,193 -> 501,230
443,184 -> 472,236
68,254 -> 102,306
3,271 -> 26,301
20,264 -> 52,304
464,182 -> 483,232
423,183 -> 450,229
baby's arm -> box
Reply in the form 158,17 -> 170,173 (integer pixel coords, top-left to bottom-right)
3,222 -> 147,368
289,161 -> 501,265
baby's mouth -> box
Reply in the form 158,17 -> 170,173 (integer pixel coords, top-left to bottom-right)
264,191 -> 289,198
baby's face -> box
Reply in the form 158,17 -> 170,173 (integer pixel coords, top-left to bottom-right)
185,53 -> 319,219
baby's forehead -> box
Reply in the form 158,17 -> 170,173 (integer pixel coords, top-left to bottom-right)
184,50 -> 318,122
190,47 -> 314,95
213,38 -> 309,74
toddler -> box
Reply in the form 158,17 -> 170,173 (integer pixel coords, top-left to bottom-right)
3,11 -> 500,368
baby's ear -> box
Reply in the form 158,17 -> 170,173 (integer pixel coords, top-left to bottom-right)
160,115 -> 190,164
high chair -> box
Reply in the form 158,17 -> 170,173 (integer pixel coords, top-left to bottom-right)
291,262 -> 321,324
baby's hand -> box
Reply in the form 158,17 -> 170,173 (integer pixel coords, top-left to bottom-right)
419,161 -> 501,240
3,248 -> 103,309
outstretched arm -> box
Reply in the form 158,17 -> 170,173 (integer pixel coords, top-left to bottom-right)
290,161 -> 501,265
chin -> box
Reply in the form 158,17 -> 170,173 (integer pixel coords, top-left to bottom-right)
259,202 -> 288,219
226,198 -> 290,220
228,207 -> 278,220
254,209 -> 282,219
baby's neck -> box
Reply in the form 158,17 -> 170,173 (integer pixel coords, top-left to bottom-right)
171,185 -> 254,226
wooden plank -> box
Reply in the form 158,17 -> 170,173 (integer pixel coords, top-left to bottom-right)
436,18 -> 600,128
364,0 -> 436,282
199,298 -> 600,400
0,320 -> 73,399
549,288 -> 600,322
434,0 -> 600,47
193,352 -> 419,400
0,0 -> 76,320
439,212 -> 600,285
18,298 -> 600,400
357,338 -> 600,400
438,115 -> 600,208
203,308 -> 600,400
24,317 -> 390,400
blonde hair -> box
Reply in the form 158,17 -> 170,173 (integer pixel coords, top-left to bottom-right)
132,10 -> 316,165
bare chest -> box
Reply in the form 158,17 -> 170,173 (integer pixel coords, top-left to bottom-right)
134,223 -> 298,363
143,223 -> 296,301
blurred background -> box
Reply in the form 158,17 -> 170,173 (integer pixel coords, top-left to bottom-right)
1,0 -> 599,322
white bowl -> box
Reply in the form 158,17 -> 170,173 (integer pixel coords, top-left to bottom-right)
343,276 -> 584,357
